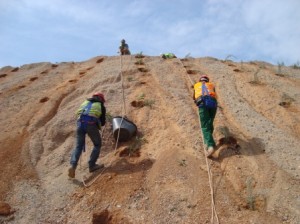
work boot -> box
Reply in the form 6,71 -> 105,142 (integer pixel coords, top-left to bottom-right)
89,164 -> 104,173
68,166 -> 76,178
206,146 -> 215,158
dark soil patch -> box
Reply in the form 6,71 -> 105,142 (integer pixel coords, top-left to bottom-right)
228,64 -> 236,67
11,67 -> 19,72
187,70 -> 197,74
0,74 -> 7,78
68,79 -> 77,83
96,58 -> 104,63
39,97 -> 49,103
138,68 -> 148,72
119,147 -> 141,157
233,69 -> 241,72
40,70 -> 49,74
51,64 -> 58,68
279,101 -> 291,108
86,67 -> 94,71
17,85 -> 26,89
135,55 -> 145,59
29,77 -> 38,81
92,209 -> 112,224
135,61 -> 144,65
131,100 -> 144,108
275,73 -> 285,77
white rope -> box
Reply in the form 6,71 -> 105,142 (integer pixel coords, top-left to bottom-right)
81,54 -> 130,187
178,58 -> 219,224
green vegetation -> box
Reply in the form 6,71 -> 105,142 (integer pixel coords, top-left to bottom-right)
292,61 -> 300,69
249,68 -> 261,84
143,99 -> 155,108
137,93 -> 145,100
277,61 -> 285,75
128,136 -> 148,155
127,77 -> 134,82
246,177 -> 255,210
106,112 -> 113,122
178,159 -> 187,167
135,51 -> 144,58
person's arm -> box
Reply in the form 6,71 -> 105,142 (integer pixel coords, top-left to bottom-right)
100,103 -> 106,126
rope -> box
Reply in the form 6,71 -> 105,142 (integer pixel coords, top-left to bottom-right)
178,58 -> 219,224
81,54 -> 130,187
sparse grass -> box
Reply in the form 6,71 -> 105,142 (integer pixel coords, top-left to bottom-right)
127,77 -> 134,82
224,54 -> 236,61
249,68 -> 261,84
135,51 -> 144,58
128,136 -> 148,155
279,93 -> 295,107
246,177 -> 255,210
277,61 -> 285,75
135,58 -> 144,65
240,60 -> 244,70
178,159 -> 187,167
292,61 -> 300,69
218,126 -> 230,143
106,112 -> 113,122
144,99 -> 155,108
137,93 -> 145,100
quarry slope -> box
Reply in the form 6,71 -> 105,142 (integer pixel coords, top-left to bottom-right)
0,55 -> 299,224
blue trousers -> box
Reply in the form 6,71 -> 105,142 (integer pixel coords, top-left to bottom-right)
70,122 -> 102,168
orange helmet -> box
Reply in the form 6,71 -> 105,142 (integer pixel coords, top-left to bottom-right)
92,92 -> 105,102
199,75 -> 209,82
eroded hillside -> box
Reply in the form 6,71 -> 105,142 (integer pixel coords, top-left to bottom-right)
0,55 -> 299,224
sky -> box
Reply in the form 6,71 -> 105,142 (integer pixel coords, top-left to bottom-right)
0,0 -> 299,68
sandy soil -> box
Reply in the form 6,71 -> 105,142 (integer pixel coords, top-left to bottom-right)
0,55 -> 299,224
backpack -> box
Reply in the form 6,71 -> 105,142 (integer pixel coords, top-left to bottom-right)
195,83 -> 217,109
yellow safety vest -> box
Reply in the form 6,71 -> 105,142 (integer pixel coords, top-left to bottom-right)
194,82 -> 216,99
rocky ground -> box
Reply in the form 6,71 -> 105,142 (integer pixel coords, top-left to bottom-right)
0,55 -> 299,224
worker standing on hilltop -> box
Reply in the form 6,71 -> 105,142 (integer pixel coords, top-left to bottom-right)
193,75 -> 218,158
68,92 -> 106,178
119,39 -> 131,55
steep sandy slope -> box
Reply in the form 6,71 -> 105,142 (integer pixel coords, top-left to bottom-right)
0,56 -> 299,224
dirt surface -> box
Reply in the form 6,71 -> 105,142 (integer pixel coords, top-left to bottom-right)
0,55 -> 299,224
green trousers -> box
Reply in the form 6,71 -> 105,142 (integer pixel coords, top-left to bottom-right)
198,106 -> 217,147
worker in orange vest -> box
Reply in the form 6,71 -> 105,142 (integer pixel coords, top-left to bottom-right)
193,75 -> 218,158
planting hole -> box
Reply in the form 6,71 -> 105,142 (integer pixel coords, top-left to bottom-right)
30,77 -> 38,81
96,58 -> 104,63
131,100 -> 144,108
39,97 -> 49,103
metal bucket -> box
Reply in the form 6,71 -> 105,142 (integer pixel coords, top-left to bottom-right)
112,116 -> 137,142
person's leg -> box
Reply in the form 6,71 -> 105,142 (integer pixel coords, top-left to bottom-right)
69,125 -> 86,178
70,126 -> 86,168
86,125 -> 102,168
199,107 -> 215,148
199,107 -> 209,146
206,107 -> 217,147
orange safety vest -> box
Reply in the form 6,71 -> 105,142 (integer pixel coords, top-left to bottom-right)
194,82 -> 216,99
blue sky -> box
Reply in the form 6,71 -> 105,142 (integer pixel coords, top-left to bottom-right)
0,0 -> 299,68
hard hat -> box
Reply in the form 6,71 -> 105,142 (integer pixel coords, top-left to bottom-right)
199,75 -> 209,82
92,92 -> 105,102
121,39 -> 125,43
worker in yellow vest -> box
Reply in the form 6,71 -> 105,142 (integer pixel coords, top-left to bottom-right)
193,75 -> 218,158
68,92 -> 106,178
